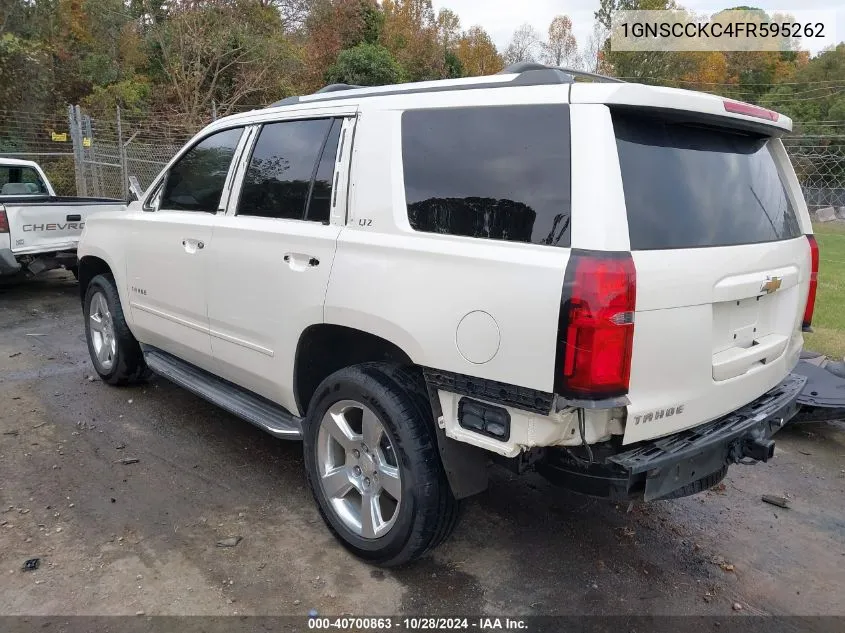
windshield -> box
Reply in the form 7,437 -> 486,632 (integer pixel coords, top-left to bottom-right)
0,165 -> 49,196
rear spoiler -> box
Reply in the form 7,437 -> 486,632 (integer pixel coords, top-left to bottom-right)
570,83 -> 792,137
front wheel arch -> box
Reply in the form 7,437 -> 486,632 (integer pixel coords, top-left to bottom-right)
77,255 -> 112,304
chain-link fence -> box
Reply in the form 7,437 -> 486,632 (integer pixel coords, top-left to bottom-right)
70,106 -> 201,199
2,104 -> 845,210
0,105 -> 206,199
782,136 -> 845,210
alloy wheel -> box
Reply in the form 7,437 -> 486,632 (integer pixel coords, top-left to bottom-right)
316,400 -> 402,539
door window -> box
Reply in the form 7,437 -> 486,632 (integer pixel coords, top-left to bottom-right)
160,127 -> 243,212
238,118 -> 342,222
306,120 -> 342,223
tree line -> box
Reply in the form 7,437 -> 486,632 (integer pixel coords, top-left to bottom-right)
0,0 -> 843,135
0,0 -> 503,129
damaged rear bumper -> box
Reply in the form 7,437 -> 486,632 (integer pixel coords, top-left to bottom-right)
539,373 -> 806,501
0,248 -> 76,277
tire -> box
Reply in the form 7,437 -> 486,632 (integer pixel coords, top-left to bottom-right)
303,363 -> 460,567
657,465 -> 729,500
83,273 -> 150,385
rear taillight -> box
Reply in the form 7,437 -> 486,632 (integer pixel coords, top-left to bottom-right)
555,251 -> 636,400
723,100 -> 779,122
803,234 -> 819,331
0,209 -> 8,233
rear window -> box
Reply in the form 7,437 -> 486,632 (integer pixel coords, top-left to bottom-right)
401,105 -> 571,247
0,165 -> 48,196
613,112 -> 801,250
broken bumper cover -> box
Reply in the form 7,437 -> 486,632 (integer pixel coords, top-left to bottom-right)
541,373 -> 806,501
0,249 -> 22,276
789,359 -> 845,422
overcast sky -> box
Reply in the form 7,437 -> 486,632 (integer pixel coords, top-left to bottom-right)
433,0 -> 844,58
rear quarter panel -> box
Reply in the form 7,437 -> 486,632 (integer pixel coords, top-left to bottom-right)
325,97 -> 571,392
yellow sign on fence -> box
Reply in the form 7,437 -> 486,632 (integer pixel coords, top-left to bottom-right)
51,132 -> 68,142
82,137 -> 91,148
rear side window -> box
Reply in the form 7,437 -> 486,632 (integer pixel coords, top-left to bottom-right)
161,127 -> 243,212
613,112 -> 801,250
401,105 -> 571,247
238,118 -> 340,222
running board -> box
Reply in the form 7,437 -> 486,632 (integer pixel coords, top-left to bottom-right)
142,346 -> 303,440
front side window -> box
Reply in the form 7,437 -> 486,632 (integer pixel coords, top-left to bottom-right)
0,166 -> 48,196
238,118 -> 341,222
160,127 -> 243,212
401,105 -> 572,247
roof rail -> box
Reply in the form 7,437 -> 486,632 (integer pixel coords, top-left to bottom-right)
316,83 -> 363,94
498,62 -> 625,84
268,83 -> 364,107
265,63 -> 623,109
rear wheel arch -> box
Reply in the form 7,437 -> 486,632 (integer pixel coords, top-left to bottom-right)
294,324 -> 414,417
293,324 -> 489,501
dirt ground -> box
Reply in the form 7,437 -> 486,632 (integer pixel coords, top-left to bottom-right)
1,272 -> 844,618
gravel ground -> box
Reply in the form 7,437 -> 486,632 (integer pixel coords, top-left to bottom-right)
1,272 -> 844,618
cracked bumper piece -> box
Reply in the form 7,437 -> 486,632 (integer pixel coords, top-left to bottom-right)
0,249 -> 22,276
539,373 -> 806,501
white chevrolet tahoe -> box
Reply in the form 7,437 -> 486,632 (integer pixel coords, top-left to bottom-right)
76,63 -> 820,566
0,158 -> 125,278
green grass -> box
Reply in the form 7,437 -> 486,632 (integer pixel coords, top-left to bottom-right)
803,222 -> 845,360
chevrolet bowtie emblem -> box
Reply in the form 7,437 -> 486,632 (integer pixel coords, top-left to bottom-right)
761,277 -> 782,294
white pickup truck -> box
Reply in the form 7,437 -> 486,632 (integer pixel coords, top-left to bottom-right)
76,63 -> 840,566
0,158 -> 126,278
